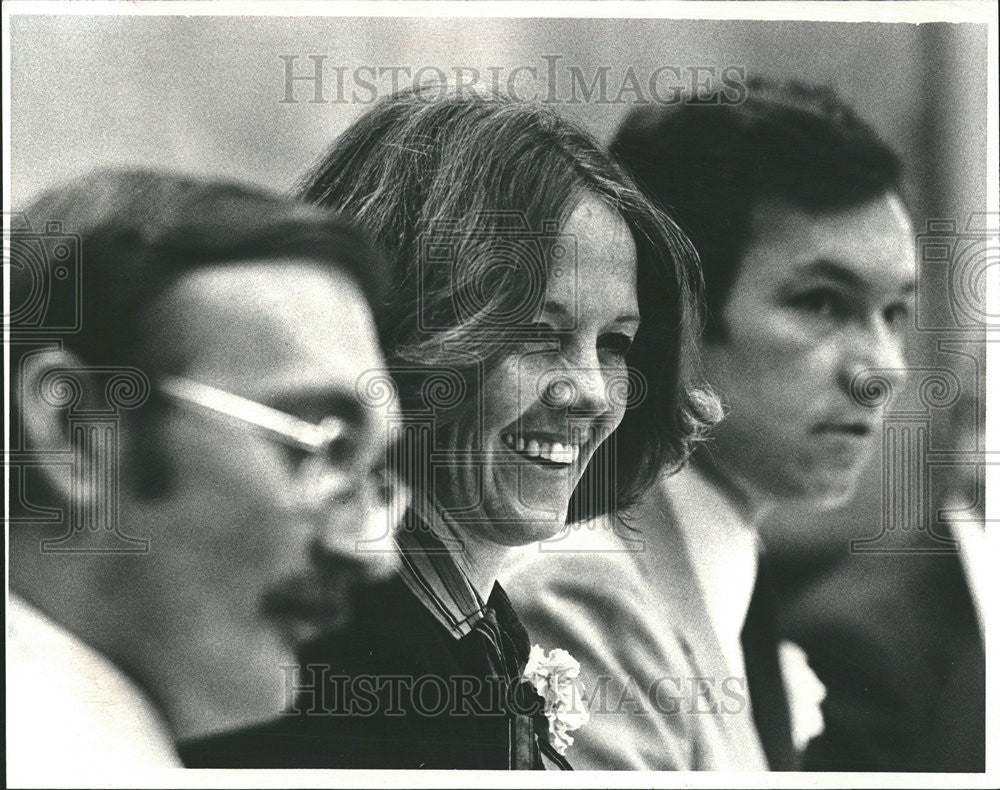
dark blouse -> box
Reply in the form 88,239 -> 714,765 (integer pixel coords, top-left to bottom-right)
180,514 -> 570,770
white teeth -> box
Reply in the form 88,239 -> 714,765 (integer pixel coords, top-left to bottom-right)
502,432 -> 586,465
549,442 -> 575,464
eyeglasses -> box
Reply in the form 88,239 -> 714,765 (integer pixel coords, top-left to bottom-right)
158,375 -> 409,562
158,375 -> 348,458
157,375 -> 374,502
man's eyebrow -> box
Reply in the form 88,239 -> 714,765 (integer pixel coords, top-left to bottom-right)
795,259 -> 916,296
793,259 -> 866,289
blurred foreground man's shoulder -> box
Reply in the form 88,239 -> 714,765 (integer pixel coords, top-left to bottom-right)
7,595 -> 179,773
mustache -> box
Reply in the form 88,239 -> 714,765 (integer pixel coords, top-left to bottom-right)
260,549 -> 394,644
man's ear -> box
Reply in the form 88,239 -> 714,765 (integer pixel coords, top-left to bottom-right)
18,347 -> 100,508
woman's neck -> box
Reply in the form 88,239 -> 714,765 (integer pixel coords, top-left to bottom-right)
425,508 -> 511,602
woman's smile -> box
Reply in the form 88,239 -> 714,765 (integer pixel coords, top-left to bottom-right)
498,427 -> 600,468
434,193 -> 639,541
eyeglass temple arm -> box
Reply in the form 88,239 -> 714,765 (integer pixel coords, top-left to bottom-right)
158,376 -> 344,452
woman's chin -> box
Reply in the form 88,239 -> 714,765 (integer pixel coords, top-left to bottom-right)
481,501 -> 570,547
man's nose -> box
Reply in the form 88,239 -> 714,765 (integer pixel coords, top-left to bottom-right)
308,511 -> 397,584
312,473 -> 400,580
841,319 -> 909,402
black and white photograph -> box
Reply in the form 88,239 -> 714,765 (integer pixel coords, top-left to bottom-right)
4,1 -> 997,787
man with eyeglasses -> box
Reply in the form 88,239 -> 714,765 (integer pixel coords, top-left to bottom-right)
7,168 -> 401,781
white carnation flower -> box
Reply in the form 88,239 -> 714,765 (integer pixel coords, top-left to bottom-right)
522,644 -> 591,756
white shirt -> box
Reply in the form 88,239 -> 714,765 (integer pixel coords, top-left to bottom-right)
943,498 -> 987,640
6,595 -> 182,785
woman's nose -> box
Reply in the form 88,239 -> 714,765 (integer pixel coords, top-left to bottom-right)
541,361 -> 611,415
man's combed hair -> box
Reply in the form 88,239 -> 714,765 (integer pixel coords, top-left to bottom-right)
12,167 -> 386,370
299,83 -> 720,520
611,77 -> 905,337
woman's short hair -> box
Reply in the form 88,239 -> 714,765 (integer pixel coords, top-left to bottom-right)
299,83 -> 718,520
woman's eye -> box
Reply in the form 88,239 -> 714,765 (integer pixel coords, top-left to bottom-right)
599,332 -> 634,358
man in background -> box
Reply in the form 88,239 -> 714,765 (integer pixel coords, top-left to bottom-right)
505,78 -> 984,771
7,169 -> 401,782
771,378 -> 986,771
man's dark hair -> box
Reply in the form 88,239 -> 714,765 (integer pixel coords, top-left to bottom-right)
11,167 -> 385,370
610,77 -> 905,337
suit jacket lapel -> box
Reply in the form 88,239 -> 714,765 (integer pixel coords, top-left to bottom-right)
630,477 -> 769,768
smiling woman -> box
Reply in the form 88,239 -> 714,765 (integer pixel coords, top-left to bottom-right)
429,193 -> 644,557
180,83 -> 717,770
300,83 -> 716,542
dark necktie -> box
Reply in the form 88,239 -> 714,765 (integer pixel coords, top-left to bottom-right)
741,562 -> 798,770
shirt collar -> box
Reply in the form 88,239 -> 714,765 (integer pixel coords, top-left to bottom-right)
394,500 -> 488,640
